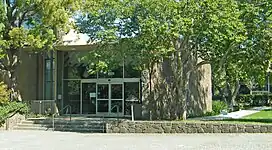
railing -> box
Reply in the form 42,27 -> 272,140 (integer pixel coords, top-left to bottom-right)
111,104 -> 121,124
111,105 -> 120,119
125,99 -> 138,121
52,105 -> 72,131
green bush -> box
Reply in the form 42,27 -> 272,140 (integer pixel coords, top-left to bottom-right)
0,102 -> 29,126
204,101 -> 228,116
0,82 -> 10,105
236,94 -> 271,107
212,100 -> 228,115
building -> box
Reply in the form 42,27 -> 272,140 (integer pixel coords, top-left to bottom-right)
18,30 -> 212,120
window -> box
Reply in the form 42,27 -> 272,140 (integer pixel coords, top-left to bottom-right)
44,52 -> 55,100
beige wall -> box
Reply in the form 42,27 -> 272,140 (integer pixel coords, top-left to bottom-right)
187,63 -> 212,116
17,51 -> 39,101
17,50 -> 51,114
141,59 -> 212,120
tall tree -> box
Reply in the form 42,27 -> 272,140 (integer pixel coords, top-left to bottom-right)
212,0 -> 272,110
0,0 -> 81,101
78,0 -> 246,119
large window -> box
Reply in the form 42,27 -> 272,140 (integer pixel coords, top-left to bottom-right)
124,82 -> 141,115
63,51 -> 141,79
63,80 -> 80,114
63,51 -> 97,79
44,51 -> 55,100
61,51 -> 142,115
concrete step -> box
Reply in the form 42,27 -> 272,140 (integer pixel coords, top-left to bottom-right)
20,120 -> 105,125
14,118 -> 106,133
23,119 -> 106,125
13,126 -> 53,131
17,123 -> 105,129
13,126 -> 104,133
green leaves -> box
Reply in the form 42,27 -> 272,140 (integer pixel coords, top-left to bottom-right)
78,0 -> 245,68
0,101 -> 29,124
77,0 -> 272,95
0,0 -> 82,100
1,0 -> 82,51
0,82 -> 10,105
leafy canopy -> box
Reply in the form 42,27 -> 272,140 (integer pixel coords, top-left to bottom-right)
77,0 -> 246,71
0,0 -> 81,54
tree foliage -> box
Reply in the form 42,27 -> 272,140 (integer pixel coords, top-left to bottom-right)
0,0 -> 81,101
212,0 -> 272,109
78,0 -> 259,119
0,81 -> 9,105
74,0 -> 272,119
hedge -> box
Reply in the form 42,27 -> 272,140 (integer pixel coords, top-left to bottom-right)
0,102 -> 29,126
236,94 -> 271,107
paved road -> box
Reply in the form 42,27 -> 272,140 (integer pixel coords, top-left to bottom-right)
0,131 -> 271,150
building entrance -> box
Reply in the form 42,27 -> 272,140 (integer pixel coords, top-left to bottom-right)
81,79 -> 124,116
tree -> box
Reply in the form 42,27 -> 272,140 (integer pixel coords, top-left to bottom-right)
0,0 -> 81,101
212,0 -> 272,110
77,0 -> 246,120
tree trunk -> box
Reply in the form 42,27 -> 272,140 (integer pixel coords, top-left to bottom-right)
226,79 -> 240,112
1,48 -> 22,102
230,79 -> 240,111
6,70 -> 22,101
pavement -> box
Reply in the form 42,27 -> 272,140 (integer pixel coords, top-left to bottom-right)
0,130 -> 272,150
190,106 -> 272,121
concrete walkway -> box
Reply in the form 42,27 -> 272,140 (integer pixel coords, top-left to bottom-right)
190,106 -> 271,121
1,131 -> 272,150
216,110 -> 259,119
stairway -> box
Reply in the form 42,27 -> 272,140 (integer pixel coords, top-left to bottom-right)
13,118 -> 107,133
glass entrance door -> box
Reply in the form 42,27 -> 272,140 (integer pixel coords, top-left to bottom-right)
97,84 -> 110,113
96,81 -> 124,116
110,84 -> 123,114
81,83 -> 96,114
81,80 -> 124,116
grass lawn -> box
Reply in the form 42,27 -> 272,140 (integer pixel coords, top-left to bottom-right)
219,109 -> 272,124
243,110 -> 272,119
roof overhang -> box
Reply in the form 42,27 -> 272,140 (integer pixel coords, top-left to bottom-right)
56,44 -> 97,51
22,43 -> 98,52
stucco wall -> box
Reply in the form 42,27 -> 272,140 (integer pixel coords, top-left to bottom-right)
187,63 -> 212,116
17,51 -> 39,101
141,59 -> 212,120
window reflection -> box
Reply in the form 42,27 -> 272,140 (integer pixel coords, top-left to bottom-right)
63,52 -> 97,79
124,82 -> 140,115
111,84 -> 123,99
63,80 -> 80,114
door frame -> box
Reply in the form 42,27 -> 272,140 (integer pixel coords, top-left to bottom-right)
81,78 -> 127,116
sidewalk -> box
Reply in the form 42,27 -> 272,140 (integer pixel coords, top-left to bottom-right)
189,106 -> 271,121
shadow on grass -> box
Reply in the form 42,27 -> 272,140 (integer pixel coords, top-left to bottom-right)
218,118 -> 272,124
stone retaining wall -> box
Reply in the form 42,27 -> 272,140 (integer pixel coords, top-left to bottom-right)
0,113 -> 25,130
106,121 -> 272,133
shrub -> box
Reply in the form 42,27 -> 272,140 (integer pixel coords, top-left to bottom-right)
212,100 -> 228,115
236,94 -> 271,107
0,102 -> 29,126
204,101 -> 228,116
0,82 -> 10,105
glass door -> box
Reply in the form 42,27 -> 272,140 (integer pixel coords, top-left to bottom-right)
81,83 -> 96,114
110,83 -> 123,115
97,84 -> 109,113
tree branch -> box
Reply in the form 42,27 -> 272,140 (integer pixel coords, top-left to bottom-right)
18,4 -> 37,27
196,60 -> 210,68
